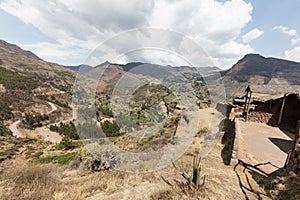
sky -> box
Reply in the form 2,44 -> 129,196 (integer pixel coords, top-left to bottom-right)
0,0 -> 300,69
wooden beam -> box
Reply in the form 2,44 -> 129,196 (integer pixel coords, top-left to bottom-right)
277,94 -> 286,126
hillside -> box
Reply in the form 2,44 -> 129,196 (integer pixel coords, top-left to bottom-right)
0,40 -> 75,88
223,54 -> 300,96
0,40 -> 74,129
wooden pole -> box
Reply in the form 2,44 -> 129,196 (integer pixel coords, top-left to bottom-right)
246,91 -> 252,114
277,94 -> 286,126
243,92 -> 248,115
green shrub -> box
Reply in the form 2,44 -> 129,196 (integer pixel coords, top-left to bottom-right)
0,122 -> 11,136
50,121 -> 79,140
0,102 -> 13,121
31,152 -> 78,165
197,127 -> 208,136
101,120 -> 121,137
53,136 -> 80,150
0,67 -> 39,91
22,113 -> 49,129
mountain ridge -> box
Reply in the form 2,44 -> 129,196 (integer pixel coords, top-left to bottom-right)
223,53 -> 300,96
0,40 -> 75,87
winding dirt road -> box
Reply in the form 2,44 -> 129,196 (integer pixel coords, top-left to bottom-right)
9,120 -> 23,138
9,102 -> 62,143
37,102 -> 62,143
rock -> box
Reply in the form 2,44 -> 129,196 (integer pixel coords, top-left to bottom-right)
289,171 -> 297,177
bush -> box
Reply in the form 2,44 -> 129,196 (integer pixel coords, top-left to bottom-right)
197,127 -> 208,136
50,121 -> 79,140
53,136 -> 80,150
0,122 -> 11,136
0,66 -> 39,91
31,152 -> 78,165
22,113 -> 49,129
101,120 -> 121,137
0,102 -> 13,121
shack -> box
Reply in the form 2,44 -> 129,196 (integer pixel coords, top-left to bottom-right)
233,85 -> 300,132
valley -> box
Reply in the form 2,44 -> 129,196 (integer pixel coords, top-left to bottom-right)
0,40 -> 299,200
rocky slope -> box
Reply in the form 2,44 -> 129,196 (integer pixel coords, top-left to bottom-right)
223,54 -> 300,96
0,40 -> 75,86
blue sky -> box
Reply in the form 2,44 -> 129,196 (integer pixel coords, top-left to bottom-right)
0,0 -> 300,68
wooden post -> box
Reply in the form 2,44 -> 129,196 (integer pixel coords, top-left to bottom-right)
243,86 -> 251,121
243,93 -> 248,114
246,91 -> 252,114
277,94 -> 286,126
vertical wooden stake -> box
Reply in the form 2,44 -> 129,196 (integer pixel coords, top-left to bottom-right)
246,91 -> 252,115
278,94 -> 286,126
243,92 -> 248,115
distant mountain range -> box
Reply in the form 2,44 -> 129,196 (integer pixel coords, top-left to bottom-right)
65,61 -> 221,74
1,39 -> 299,97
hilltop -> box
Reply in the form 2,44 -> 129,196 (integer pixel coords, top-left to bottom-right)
223,54 -> 300,96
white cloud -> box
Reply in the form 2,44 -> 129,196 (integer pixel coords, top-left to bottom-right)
274,26 -> 297,37
274,25 -> 300,45
242,28 -> 264,43
291,37 -> 300,46
20,42 -> 90,65
284,47 -> 300,62
0,0 -> 254,68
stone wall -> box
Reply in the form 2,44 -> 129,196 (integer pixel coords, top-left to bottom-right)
246,111 -> 277,126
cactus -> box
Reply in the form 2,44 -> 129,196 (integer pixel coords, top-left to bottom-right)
172,154 -> 206,189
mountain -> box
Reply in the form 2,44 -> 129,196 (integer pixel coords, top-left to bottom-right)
64,64 -> 93,72
0,40 -> 75,86
70,61 -> 221,74
0,40 -> 74,121
223,54 -> 300,96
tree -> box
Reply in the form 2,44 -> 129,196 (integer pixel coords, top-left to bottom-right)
101,120 -> 121,137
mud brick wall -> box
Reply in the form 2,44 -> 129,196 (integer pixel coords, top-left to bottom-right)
246,111 -> 277,126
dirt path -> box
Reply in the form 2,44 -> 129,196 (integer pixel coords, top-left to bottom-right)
87,108 -> 259,200
36,127 -> 61,143
47,102 -> 57,114
9,120 -> 23,138
37,102 -> 62,143
9,102 -> 62,143
235,119 -> 294,173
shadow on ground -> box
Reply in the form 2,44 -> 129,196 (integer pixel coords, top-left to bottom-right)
234,159 -> 300,200
268,137 -> 294,154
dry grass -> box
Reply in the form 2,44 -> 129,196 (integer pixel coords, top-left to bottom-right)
0,158 -> 162,200
2,107 -> 297,200
0,163 -> 63,200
